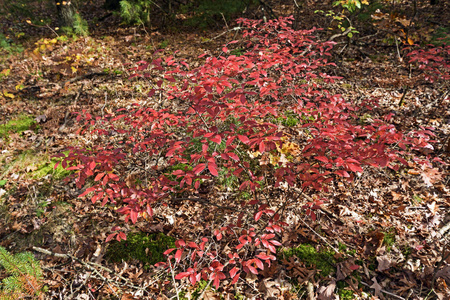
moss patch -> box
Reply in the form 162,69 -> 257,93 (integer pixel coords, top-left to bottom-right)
280,244 -> 336,277
0,150 -> 72,181
0,115 -> 37,139
105,232 -> 175,268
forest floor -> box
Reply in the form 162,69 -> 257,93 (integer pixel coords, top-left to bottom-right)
0,0 -> 449,299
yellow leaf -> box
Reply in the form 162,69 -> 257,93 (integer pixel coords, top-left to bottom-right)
3,90 -> 15,99
26,20 -> 31,24
71,66 -> 78,74
361,0 -> 369,4
407,37 -> 414,45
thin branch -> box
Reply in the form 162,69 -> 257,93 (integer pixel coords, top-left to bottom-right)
172,197 -> 242,212
203,27 -> 244,43
360,281 -> 406,300
32,246 -> 150,293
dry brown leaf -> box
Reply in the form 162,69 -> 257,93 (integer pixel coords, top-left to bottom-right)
370,277 -> 383,297
421,167 -> 442,187
317,279 -> 336,300
376,255 -> 392,272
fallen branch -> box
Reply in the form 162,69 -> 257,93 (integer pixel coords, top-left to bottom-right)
360,281 -> 406,300
32,246 -> 150,294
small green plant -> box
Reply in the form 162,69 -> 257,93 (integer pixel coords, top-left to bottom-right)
280,244 -> 336,276
120,0 -> 152,26
275,111 -> 300,127
0,34 -> 23,55
333,0 -> 369,13
315,10 -> 359,38
430,27 -> 450,46
159,40 -> 169,49
337,287 -> 355,299
383,229 -> 396,252
180,280 -> 215,300
0,247 -> 44,299
0,115 -> 37,139
229,48 -> 245,56
62,13 -> 89,37
105,232 -> 175,268
180,0 -> 255,29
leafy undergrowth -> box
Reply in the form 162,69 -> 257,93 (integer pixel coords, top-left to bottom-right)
0,1 -> 449,300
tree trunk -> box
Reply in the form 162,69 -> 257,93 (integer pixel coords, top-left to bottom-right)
55,0 -> 78,29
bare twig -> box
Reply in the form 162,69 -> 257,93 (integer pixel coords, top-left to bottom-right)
32,246 -> 149,293
360,281 -> 406,300
203,27 -> 244,43
328,17 -> 353,42
172,197 -> 242,212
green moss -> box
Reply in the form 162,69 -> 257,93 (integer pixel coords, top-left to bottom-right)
0,115 -> 37,139
383,229 -> 396,252
105,232 -> 175,268
32,158 -> 73,180
337,288 -> 355,299
280,244 -> 336,276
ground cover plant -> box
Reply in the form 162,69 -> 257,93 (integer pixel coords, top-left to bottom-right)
57,15 -> 445,297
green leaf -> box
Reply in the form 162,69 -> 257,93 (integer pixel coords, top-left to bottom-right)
0,180 -> 6,186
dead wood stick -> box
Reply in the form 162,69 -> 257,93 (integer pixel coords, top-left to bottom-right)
32,246 -> 149,293
172,197 -> 242,212
360,281 -> 406,300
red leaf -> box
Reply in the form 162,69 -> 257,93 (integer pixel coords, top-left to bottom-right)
238,135 -> 250,144
349,265 -> 360,270
187,242 -> 198,249
222,47 -> 228,53
189,273 -> 197,285
213,276 -> 220,289
347,163 -> 363,173
208,163 -> 219,176
214,230 -> 223,241
316,156 -> 329,163
269,240 -> 282,246
226,265 -> 237,279
130,210 -> 138,224
117,232 -> 127,241
228,152 -> 239,161
231,272 -> 240,284
163,248 -> 175,255
254,211 -> 263,221
248,265 -> 258,274
105,233 -> 117,243
254,258 -> 264,270
79,186 -> 96,198
175,249 -> 183,263
193,163 -> 206,175
210,135 -> 222,144
94,172 -> 105,181
175,272 -> 191,280
108,173 -> 120,181
259,141 -> 265,153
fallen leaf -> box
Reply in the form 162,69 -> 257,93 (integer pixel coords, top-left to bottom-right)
377,255 -> 391,271
370,277 -> 383,296
317,279 -> 336,300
